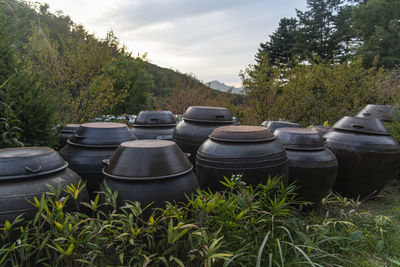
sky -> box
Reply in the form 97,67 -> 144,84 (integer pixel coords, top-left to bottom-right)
36,0 -> 307,87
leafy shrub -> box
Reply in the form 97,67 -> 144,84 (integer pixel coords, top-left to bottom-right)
1,176 -> 399,266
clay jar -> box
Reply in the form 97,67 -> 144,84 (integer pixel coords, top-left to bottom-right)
173,106 -> 234,165
60,122 -> 134,196
263,121 -> 301,132
356,104 -> 395,122
274,128 -> 338,203
324,116 -> 400,198
196,125 -> 288,192
131,110 -> 177,140
103,140 -> 198,210
59,124 -> 80,147
0,147 -> 88,225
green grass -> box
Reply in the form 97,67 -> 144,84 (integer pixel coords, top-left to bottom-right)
1,177 -> 400,266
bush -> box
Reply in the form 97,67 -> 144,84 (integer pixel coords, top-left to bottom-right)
2,176 -> 399,266
3,71 -> 59,147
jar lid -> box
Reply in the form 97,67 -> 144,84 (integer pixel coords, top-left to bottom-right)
103,140 -> 192,180
356,104 -> 395,122
183,106 -> 233,123
61,124 -> 80,133
133,110 -> 177,127
209,125 -> 275,142
274,128 -> 324,150
68,122 -> 134,147
265,121 -> 301,132
0,147 -> 68,180
332,116 -> 390,135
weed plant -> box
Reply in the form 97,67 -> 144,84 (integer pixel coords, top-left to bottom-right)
0,176 -> 399,266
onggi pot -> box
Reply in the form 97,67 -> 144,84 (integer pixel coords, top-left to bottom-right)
0,147 -> 88,225
274,128 -> 338,203
59,124 -> 80,147
263,121 -> 301,132
324,116 -> 400,198
173,106 -> 235,165
60,122 -> 134,197
356,104 -> 395,122
196,126 -> 288,192
103,140 -> 198,210
131,110 -> 176,140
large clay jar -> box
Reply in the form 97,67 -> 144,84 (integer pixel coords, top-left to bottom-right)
173,106 -> 234,165
103,140 -> 198,210
59,124 -> 80,147
60,122 -> 134,196
356,104 -> 395,122
324,116 -> 400,198
0,147 -> 88,225
263,121 -> 301,132
131,110 -> 176,140
274,128 -> 338,203
196,126 -> 288,192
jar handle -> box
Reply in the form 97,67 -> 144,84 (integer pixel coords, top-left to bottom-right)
362,111 -> 371,116
351,124 -> 365,129
25,165 -> 42,173
102,159 -> 110,166
184,153 -> 191,158
74,134 -> 86,139
215,115 -> 225,119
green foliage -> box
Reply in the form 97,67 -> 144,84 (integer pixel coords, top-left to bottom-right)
101,55 -> 154,115
256,18 -> 298,65
1,177 -> 400,266
0,81 -> 23,148
352,0 -> 400,69
3,71 -> 59,147
241,53 -> 387,125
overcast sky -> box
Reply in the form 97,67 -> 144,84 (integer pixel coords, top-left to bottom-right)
36,0 -> 307,87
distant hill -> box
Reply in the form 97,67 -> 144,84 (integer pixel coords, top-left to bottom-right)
205,80 -> 243,94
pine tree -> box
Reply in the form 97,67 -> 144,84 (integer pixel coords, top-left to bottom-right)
256,18 -> 298,64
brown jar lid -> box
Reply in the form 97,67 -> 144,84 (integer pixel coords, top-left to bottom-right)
274,128 -> 324,150
209,125 -> 275,142
183,106 -> 233,123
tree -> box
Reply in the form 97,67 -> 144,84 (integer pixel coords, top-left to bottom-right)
0,16 -> 16,84
256,18 -> 298,64
100,55 -> 154,115
352,0 -> 400,68
295,0 -> 346,61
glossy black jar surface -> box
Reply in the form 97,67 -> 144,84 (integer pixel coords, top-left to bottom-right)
173,106 -> 234,165
0,147 -> 88,225
324,116 -> 400,198
60,122 -> 135,197
356,104 -> 395,122
103,140 -> 198,210
264,121 -> 301,132
59,124 -> 80,147
132,110 -> 176,140
274,128 -> 338,203
196,126 -> 288,192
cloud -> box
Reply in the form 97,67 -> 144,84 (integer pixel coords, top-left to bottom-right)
40,0 -> 307,84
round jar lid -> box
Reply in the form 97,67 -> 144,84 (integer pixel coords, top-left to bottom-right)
209,125 -> 275,142
133,110 -> 177,127
265,121 -> 301,132
356,104 -> 395,122
68,122 -> 134,147
332,116 -> 390,136
0,147 -> 68,180
274,128 -> 324,150
183,106 -> 233,123
103,140 -> 192,180
61,124 -> 80,133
